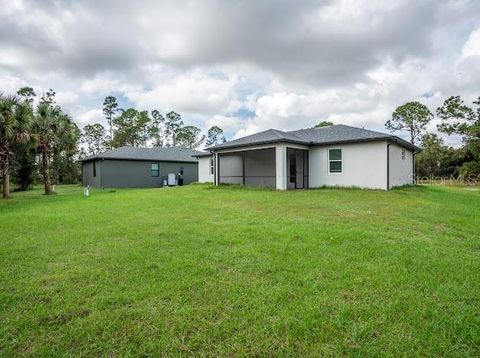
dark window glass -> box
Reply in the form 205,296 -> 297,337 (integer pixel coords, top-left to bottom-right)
329,149 -> 342,173
93,162 -> 96,177
329,149 -> 342,161
329,161 -> 342,173
151,163 -> 159,177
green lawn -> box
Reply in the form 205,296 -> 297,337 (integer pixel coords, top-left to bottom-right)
0,184 -> 479,356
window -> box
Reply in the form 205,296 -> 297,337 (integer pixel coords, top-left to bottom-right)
209,157 -> 214,175
329,149 -> 342,173
93,162 -> 96,177
401,149 -> 406,160
179,167 -> 184,175
151,163 -> 159,177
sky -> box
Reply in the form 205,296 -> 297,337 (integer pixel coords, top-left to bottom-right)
1,0 -> 479,146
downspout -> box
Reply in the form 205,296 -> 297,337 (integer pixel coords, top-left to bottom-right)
386,143 -> 391,190
211,151 -> 216,185
216,153 -> 221,186
210,151 -> 218,185
412,151 -> 416,185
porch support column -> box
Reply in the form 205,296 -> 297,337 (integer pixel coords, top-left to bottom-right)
275,144 -> 287,190
215,153 -> 220,186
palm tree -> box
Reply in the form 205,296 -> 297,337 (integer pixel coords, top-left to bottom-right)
32,102 -> 62,195
0,95 -> 31,198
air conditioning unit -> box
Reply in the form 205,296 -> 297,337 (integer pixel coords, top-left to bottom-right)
167,173 -> 176,186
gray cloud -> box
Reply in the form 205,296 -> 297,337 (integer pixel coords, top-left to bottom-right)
0,0 -> 479,144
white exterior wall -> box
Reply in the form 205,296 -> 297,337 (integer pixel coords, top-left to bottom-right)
309,141 -> 388,190
275,144 -> 287,190
198,156 -> 214,183
389,143 -> 413,188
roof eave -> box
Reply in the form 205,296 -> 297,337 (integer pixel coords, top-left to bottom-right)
80,157 -> 198,163
207,138 -> 310,151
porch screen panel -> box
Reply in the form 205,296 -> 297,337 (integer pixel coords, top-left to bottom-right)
218,153 -> 243,184
244,148 -> 276,188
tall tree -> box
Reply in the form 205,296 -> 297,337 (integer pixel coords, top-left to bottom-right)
415,133 -> 449,178
176,125 -> 205,148
148,110 -> 165,147
437,96 -> 480,177
82,123 -> 107,155
12,87 -> 37,191
40,89 -> 56,105
386,101 -> 433,145
112,108 -> 138,147
0,95 -> 32,198
164,111 -> 183,146
103,96 -> 119,142
314,121 -> 333,128
111,108 -> 151,147
17,87 -> 36,106
51,118 -> 81,185
32,102 -> 64,194
206,126 -> 226,146
12,144 -> 37,191
137,110 -> 151,147
437,96 -> 480,139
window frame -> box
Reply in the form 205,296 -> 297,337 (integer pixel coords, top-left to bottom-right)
401,148 -> 406,160
328,148 -> 342,174
151,163 -> 160,177
93,161 -> 96,177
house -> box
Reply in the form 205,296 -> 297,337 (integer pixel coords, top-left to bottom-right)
80,146 -> 206,188
200,124 -> 419,190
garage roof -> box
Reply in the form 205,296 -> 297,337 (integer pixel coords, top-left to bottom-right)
80,146 -> 207,163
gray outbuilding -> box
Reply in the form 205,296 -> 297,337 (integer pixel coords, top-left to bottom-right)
80,146 -> 205,188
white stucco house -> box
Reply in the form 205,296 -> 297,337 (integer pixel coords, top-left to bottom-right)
196,124 -> 419,190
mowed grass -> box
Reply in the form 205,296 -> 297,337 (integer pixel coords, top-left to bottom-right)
0,184 -> 479,357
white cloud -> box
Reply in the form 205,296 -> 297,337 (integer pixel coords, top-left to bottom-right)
76,109 -> 104,126
0,0 -> 479,147
127,70 -> 243,115
461,28 -> 480,58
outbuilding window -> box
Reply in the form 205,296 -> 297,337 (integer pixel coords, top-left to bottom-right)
151,163 -> 159,177
209,157 -> 214,175
401,149 -> 406,160
329,149 -> 342,173
93,162 -> 96,177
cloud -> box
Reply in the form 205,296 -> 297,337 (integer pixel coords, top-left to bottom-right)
76,109 -> 104,126
127,69 -> 243,116
0,0 -> 479,147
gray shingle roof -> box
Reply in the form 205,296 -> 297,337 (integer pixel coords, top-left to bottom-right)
206,124 -> 417,151
80,146 -> 207,163
205,128 -> 306,150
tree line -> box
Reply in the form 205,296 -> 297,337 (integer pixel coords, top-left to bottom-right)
0,88 -> 227,198
0,88 -> 80,198
82,96 -> 226,156
386,95 -> 480,180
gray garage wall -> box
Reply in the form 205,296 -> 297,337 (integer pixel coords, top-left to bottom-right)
82,159 -> 198,188
82,160 -> 102,187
